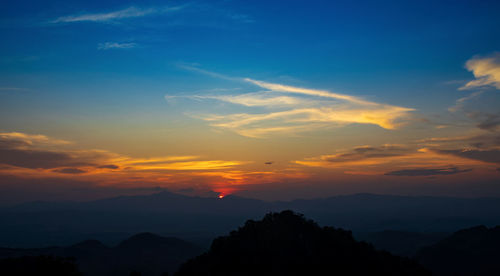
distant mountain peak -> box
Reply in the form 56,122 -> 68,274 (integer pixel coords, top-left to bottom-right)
123,232 -> 163,242
118,232 -> 166,247
70,239 -> 107,250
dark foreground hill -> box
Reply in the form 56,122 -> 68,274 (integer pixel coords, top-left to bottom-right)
0,233 -> 203,276
175,210 -> 430,276
0,255 -> 81,276
417,225 -> 500,276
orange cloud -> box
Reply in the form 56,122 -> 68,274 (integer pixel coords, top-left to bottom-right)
0,132 -> 71,147
0,131 -> 247,187
293,143 -> 495,177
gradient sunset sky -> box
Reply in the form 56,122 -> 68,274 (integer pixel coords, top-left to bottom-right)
1,0 -> 500,203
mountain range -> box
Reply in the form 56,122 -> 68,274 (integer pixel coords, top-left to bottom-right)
2,206 -> 500,275
2,191 -> 500,248
0,232 -> 202,276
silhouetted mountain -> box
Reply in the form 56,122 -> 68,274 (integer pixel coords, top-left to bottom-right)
357,230 -> 448,257
0,232 -> 203,276
417,225 -> 500,275
2,191 -> 500,248
175,210 -> 431,276
118,232 -> 191,250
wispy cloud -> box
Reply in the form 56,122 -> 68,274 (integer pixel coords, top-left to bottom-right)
430,148 -> 500,164
117,155 -> 245,171
0,131 -> 264,198
0,133 -> 111,170
194,169 -> 308,187
294,144 -> 415,169
227,13 -> 254,23
418,134 -> 480,144
385,167 -> 471,176
293,142 -> 495,174
98,42 -> 137,50
203,106 -> 411,138
0,131 -> 245,173
244,78 -> 374,105
176,63 -> 241,81
461,53 -> 500,90
467,112 -> 500,131
166,91 -> 304,108
52,168 -> 87,174
52,6 -> 184,23
0,132 -> 71,147
319,144 -> 410,163
212,92 -> 302,107
448,91 -> 483,112
175,67 -> 414,138
417,132 -> 500,151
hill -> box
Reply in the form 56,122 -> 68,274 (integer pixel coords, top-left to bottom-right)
175,210 -> 430,276
417,225 -> 500,275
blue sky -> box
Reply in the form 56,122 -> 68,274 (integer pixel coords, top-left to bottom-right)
1,0 -> 500,202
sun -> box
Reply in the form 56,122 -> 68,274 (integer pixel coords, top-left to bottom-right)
218,194 -> 225,199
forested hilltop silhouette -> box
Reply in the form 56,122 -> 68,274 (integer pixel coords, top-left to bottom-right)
175,210 -> 430,276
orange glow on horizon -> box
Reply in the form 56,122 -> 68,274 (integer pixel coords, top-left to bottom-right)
218,194 -> 225,199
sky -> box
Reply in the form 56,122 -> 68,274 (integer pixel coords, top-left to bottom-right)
1,0 -> 500,203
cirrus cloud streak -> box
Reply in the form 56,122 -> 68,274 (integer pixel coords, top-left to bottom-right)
170,69 -> 414,138
52,6 -> 184,23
